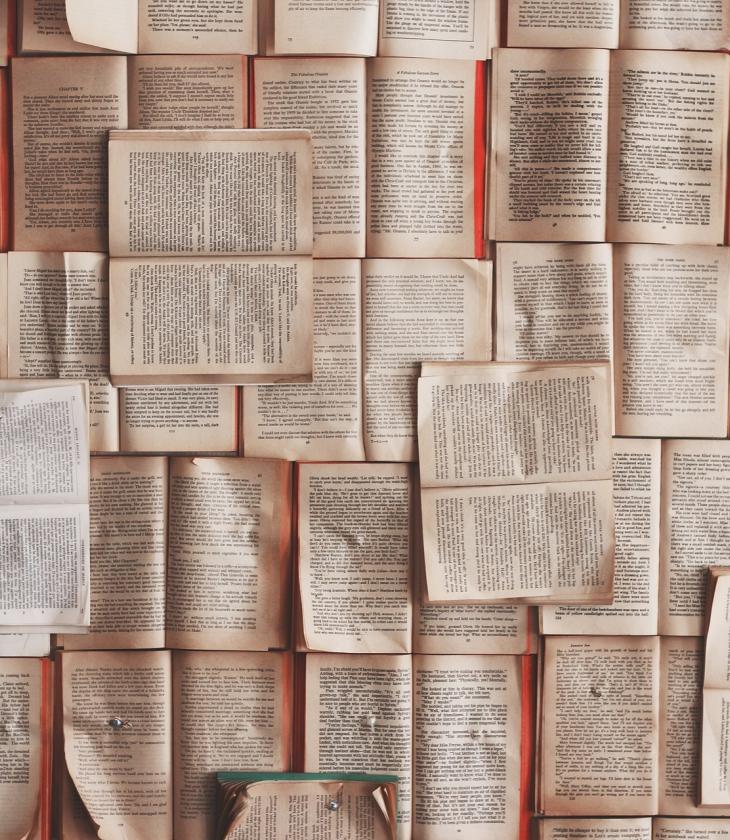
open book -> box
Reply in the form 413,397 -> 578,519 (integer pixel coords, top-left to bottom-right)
537,818 -> 730,838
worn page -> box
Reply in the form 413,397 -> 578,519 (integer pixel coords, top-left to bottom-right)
304,653 -> 413,839
138,0 -> 257,54
243,259 -> 364,461
363,259 -> 491,462
172,650 -> 290,840
367,58 -> 482,259
128,55 -> 247,130
542,438 -> 660,636
619,0 -> 730,49
119,386 -> 237,453
507,0 -> 620,47
18,0 -> 109,53
495,242 -> 613,361
653,818 -> 730,838
298,463 -> 412,654
64,456 -> 167,651
613,244 -> 730,438
659,440 -> 730,636
537,818 -> 653,838
64,0 -> 137,52
108,129 -> 313,257
541,636 -> 659,816
413,654 -> 523,840
490,48 -> 609,242
273,0 -> 378,55
606,50 -> 729,246
253,57 -> 366,259
166,457 -> 290,651
6,251 -> 118,453
12,56 -> 127,251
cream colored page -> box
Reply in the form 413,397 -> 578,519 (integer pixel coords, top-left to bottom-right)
507,0 -> 619,47
541,636 -> 659,816
363,259 -> 491,463
62,650 -> 173,840
128,55 -> 246,130
614,244 -> 730,438
7,251 -> 119,453
538,818 -> 652,839
422,479 -> 614,603
367,58 -> 478,259
304,654 -> 413,839
166,457 -> 290,651
495,242 -> 612,361
542,438 -> 660,636
0,635 -> 50,656
491,48 -> 609,242
0,659 -> 42,840
659,440 -> 730,636
298,463 -> 412,654
702,689 -> 730,805
243,259 -> 364,461
12,56 -> 127,252
653,818 -> 730,838
418,364 -> 613,488
620,0 -> 730,49
119,386 -> 237,454
706,575 -> 730,688
108,130 -> 313,258
64,456 -> 167,651
138,0 -> 257,54
413,654 -> 522,840
172,651 -> 290,840
19,0 -> 108,53
65,0 -> 137,52
273,0 -> 378,55
254,57 -> 365,259
606,50 -> 729,246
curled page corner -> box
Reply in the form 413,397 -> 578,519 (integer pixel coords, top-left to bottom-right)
65,0 -> 138,53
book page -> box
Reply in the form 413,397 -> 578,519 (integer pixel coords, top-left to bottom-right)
64,0 -> 138,52
413,654 -> 523,840
490,48 -> 609,242
64,456 -> 167,651
367,58 -> 482,259
273,0 -> 378,55
619,0 -> 730,49
172,650 -> 290,840
119,386 -> 237,453
541,636 -> 660,816
243,259 -> 364,461
538,818 -> 653,838
62,649 -> 173,840
0,634 -> 50,656
138,0 -> 257,54
606,50 -> 729,246
304,653 -> 413,839
109,257 -> 313,385
6,251 -> 119,453
363,259 -> 491,462
166,457 -> 290,651
128,55 -> 247,130
702,688 -> 730,806
253,57 -> 366,259
298,463 -> 412,654
613,244 -> 730,438
653,819 -> 730,839
507,0 -> 620,47
495,242 -> 612,361
659,440 -> 730,636
541,438 -> 660,636
108,129 -> 313,257
12,56 -> 127,251
18,0 -> 109,53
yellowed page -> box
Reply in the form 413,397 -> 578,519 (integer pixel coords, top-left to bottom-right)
541,636 -> 659,816
64,456 -> 167,651
253,57 -> 365,259
138,0 -> 257,54
108,129 -> 313,258
298,463 -> 412,654
62,649 -> 173,840
18,0 -> 110,54
243,259 -> 364,461
620,0 -> 730,49
128,55 -> 247,130
367,58 -> 479,258
304,653 -> 413,840
507,0 -> 620,47
109,257 -> 313,386
538,818 -> 652,839
119,386 -> 238,453
659,440 -> 730,637
495,242 -> 613,361
363,259 -> 491,463
606,50 -> 729,246
172,650 -> 290,840
7,251 -> 118,453
490,48 -> 609,242
165,457 -> 290,651
12,56 -> 127,252
273,0 -> 378,55
0,658 -> 43,840
413,654 -> 522,840
65,0 -> 138,52
542,438 -> 660,636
